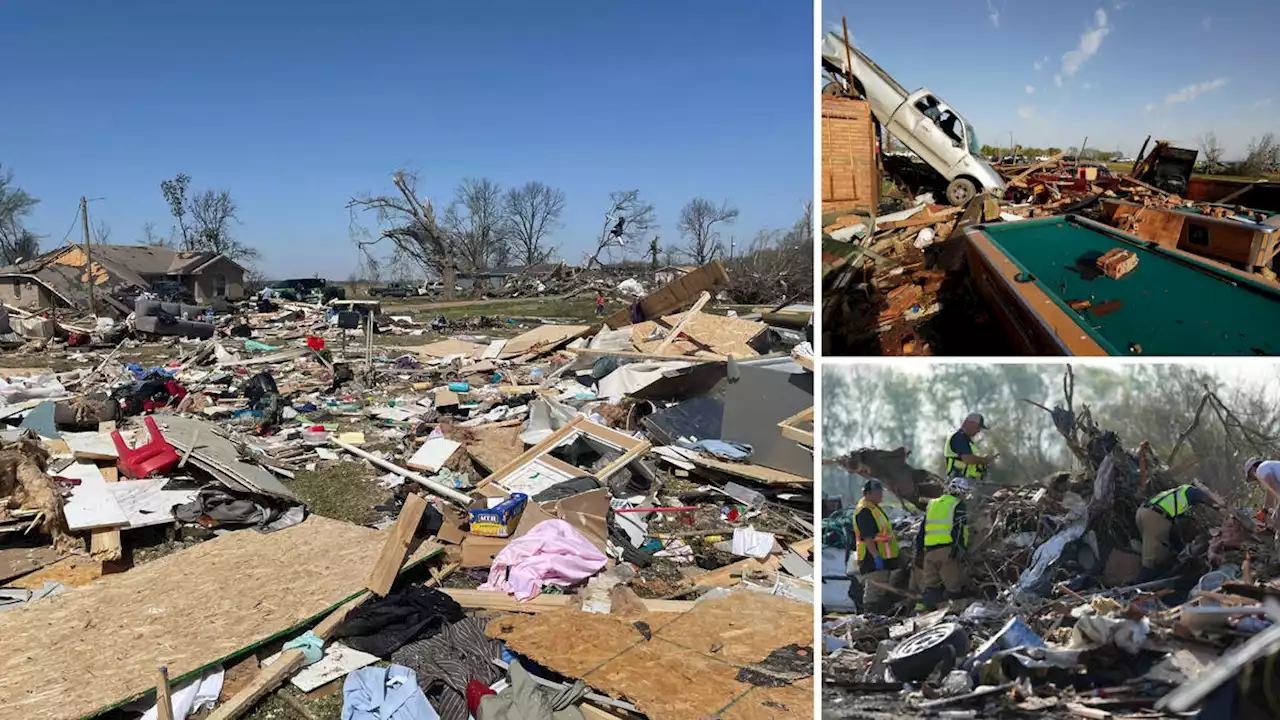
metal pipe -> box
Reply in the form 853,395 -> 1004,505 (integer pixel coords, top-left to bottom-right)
330,438 -> 471,505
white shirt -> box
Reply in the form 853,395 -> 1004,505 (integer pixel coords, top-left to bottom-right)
1256,461 -> 1280,496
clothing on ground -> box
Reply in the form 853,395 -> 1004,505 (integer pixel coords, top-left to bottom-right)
332,585 -> 465,658
342,664 -> 438,720
391,616 -> 502,720
172,486 -> 306,533
478,519 -> 608,601
478,660 -> 585,720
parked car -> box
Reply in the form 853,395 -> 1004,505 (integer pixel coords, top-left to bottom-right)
821,33 -> 1006,205
369,282 -> 414,298
269,278 -> 345,303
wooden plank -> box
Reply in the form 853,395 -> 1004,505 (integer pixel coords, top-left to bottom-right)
477,415 -> 586,490
604,260 -> 730,329
875,206 -> 963,230
654,291 -> 710,354
596,440 -> 651,481
693,556 -> 783,589
89,465 -> 123,562
1008,152 -> 1066,187
155,668 -> 174,720
365,493 -> 428,597
406,438 -> 462,473
687,454 -> 812,486
631,311 -> 766,358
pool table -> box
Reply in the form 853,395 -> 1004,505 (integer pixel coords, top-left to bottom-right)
964,214 -> 1280,356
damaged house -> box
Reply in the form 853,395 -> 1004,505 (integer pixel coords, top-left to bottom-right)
0,244 -> 247,313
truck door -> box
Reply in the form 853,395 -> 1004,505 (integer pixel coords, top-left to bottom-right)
894,94 -> 949,174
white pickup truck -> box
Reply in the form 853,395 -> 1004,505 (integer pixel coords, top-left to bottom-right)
822,34 -> 1006,206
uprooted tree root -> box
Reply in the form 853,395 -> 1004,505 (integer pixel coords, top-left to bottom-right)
0,439 -> 82,556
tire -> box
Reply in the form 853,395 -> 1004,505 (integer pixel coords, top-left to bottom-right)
886,622 -> 970,683
946,178 -> 978,206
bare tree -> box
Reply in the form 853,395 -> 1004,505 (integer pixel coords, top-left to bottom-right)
1198,132 -> 1225,173
161,174 -> 255,261
648,236 -> 660,268
678,198 -> 739,265
0,164 -> 40,265
503,181 -> 565,266
140,220 -> 171,247
442,178 -> 507,273
93,220 -> 111,245
586,190 -> 657,269
348,170 -> 458,300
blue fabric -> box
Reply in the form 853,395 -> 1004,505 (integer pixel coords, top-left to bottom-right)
688,439 -> 753,461
282,630 -> 323,665
342,664 -> 438,720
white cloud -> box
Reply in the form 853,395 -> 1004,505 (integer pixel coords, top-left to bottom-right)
1144,102 -> 1156,113
1018,105 -> 1037,120
1113,0 -> 1129,8
1257,98 -> 1274,107
1060,8 -> 1110,80
1202,16 -> 1213,29
1054,73 -> 1064,88
986,0 -> 1000,27
1165,77 -> 1229,106
1025,85 -> 1036,94
1033,59 -> 1043,71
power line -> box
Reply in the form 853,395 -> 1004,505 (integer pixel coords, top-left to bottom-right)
59,202 -> 82,245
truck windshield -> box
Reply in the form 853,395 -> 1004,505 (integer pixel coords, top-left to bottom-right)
965,122 -> 981,155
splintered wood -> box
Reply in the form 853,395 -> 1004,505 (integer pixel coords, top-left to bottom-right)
0,515 -> 441,720
485,590 -> 812,720
1096,248 -> 1138,279
631,311 -> 765,358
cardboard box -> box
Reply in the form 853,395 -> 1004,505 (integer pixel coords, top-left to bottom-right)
468,493 -> 528,538
460,535 -> 510,568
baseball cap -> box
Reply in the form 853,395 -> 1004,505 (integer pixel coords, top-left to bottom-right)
965,412 -> 988,430
1246,457 -> 1263,476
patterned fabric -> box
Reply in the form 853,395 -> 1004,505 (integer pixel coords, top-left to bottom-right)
391,617 -> 502,720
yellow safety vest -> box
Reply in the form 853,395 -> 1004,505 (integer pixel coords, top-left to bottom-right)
923,494 -> 969,548
944,432 -> 985,479
1150,485 -> 1192,518
855,499 -> 900,562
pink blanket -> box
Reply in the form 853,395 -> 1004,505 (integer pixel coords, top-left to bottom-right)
478,519 -> 608,601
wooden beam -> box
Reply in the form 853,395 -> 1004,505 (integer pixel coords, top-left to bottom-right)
596,440 -> 652,481
476,415 -> 586,490
365,492 -> 428,596
155,667 -> 174,720
654,291 -> 710,354
603,259 -> 729,329
89,465 -> 122,563
1008,152 -> 1066,187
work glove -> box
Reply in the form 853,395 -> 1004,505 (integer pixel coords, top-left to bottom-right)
873,555 -> 885,571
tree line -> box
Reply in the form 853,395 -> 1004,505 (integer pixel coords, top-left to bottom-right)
348,169 -> 810,301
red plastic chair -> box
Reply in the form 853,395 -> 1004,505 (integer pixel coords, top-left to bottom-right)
111,416 -> 180,479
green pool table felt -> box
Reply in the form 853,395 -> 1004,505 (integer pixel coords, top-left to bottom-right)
976,215 -> 1280,355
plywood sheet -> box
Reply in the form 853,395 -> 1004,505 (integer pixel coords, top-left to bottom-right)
461,422 -> 525,472
656,591 -> 812,665
413,339 -> 486,359
487,591 -> 812,720
57,461 -> 129,530
0,545 -> 60,583
0,516 -> 441,720
721,677 -> 815,719
631,312 -> 764,358
499,324 -> 591,359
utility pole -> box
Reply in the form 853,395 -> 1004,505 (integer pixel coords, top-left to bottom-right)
80,196 -> 96,316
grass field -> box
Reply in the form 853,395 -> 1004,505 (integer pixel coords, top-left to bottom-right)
1102,162 -> 1279,183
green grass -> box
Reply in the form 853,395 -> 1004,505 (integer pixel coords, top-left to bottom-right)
285,462 -> 388,526
1103,161 -> 1280,183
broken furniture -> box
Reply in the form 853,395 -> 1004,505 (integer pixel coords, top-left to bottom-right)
1101,198 -> 1280,273
111,416 -> 179,479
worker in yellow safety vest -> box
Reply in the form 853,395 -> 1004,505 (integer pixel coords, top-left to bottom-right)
944,413 -> 998,481
851,480 -> 901,614
914,478 -> 972,611
1136,484 -> 1219,583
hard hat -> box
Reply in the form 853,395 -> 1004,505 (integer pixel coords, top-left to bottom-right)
948,477 -> 971,493
863,479 -> 885,494
1245,457 -> 1264,476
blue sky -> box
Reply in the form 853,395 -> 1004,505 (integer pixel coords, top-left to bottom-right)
1,1 -> 812,278
823,0 -> 1278,158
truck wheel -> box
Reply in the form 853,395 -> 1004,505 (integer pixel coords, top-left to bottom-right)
946,178 -> 977,206
886,622 -> 969,683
